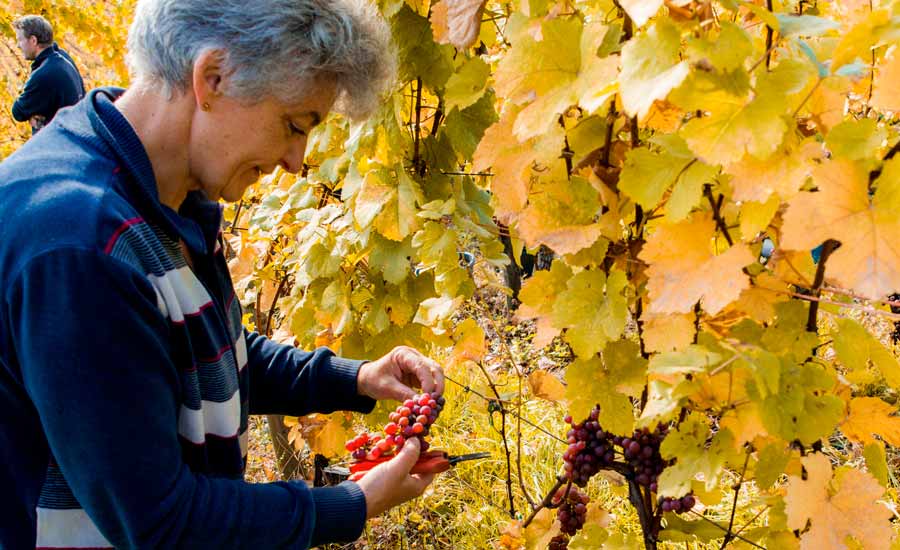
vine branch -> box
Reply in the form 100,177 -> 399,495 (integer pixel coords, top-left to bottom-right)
719,450 -> 752,549
522,476 -> 567,528
805,239 -> 840,332
704,184 -> 734,246
475,360 -> 517,517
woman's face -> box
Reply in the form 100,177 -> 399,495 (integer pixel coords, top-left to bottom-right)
189,80 -> 338,202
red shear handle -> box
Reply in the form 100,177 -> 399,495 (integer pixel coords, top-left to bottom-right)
348,451 -> 449,481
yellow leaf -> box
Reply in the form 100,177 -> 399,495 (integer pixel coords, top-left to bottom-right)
872,47 -> 900,111
727,272 -> 790,324
523,508 -> 560,550
430,1 -> 449,43
641,311 -> 695,353
295,413 -> 353,458
528,370 -> 566,402
785,453 -> 892,550
439,0 -> 487,49
805,76 -> 850,132
725,139 -> 822,203
781,158 -> 900,299
641,99 -> 684,133
639,212 -> 753,315
842,397 -> 900,446
451,318 -> 486,366
620,19 -> 690,119
517,175 -> 606,256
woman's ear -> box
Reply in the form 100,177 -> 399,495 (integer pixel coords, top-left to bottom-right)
192,49 -> 228,110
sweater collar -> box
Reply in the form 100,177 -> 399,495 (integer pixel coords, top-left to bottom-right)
84,87 -> 220,255
30,45 -> 54,70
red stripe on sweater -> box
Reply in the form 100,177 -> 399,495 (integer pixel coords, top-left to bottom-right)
103,217 -> 144,254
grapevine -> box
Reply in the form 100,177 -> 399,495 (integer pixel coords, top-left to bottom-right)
4,1 -> 900,549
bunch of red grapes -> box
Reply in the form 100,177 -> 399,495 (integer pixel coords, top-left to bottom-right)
555,486 -> 589,536
345,392 -> 445,461
561,405 -> 696,526
660,494 -> 696,514
613,424 -> 669,492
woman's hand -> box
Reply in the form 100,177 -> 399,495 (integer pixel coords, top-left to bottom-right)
356,346 -> 444,402
355,437 -> 435,518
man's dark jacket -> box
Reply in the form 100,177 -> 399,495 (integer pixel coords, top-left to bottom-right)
12,43 -> 85,129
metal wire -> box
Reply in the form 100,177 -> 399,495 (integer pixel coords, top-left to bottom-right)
444,374 -> 568,445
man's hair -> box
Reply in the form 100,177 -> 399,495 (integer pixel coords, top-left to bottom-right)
126,0 -> 396,119
13,15 -> 54,46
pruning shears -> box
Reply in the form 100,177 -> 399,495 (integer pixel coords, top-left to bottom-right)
345,450 -> 491,481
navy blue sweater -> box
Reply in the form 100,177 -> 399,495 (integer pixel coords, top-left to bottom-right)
12,43 -> 85,128
0,88 -> 374,548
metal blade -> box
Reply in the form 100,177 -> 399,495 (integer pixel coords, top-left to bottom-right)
448,452 -> 491,464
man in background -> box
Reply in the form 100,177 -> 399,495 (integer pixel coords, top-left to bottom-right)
11,15 -> 85,134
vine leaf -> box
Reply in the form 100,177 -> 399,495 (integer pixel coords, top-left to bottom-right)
518,175 -> 608,255
641,311 -> 695,352
523,508 -> 561,550
450,318 -> 486,366
528,371 -> 566,402
725,139 -> 821,203
785,453 -> 892,550
552,269 -> 628,358
658,416 -> 737,497
516,262 -> 572,348
434,0 -> 487,50
871,47 -> 900,111
841,397 -> 900,446
565,357 -> 635,435
495,18 -> 618,140
639,212 -> 753,315
832,318 -> 900,388
781,158 -> 900,299
619,0 -> 664,28
620,19 -> 690,120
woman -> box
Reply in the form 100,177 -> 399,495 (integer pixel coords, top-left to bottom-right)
0,1 -> 443,548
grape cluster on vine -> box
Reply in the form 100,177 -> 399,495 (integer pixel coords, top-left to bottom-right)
555,485 -> 589,536
562,407 -> 615,486
615,424 -> 669,492
547,534 -> 570,550
560,405 -> 696,532
345,392 -> 445,461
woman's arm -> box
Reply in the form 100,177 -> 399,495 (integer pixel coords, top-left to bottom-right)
9,248 -> 365,548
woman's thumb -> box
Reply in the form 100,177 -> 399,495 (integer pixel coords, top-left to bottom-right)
391,437 -> 421,472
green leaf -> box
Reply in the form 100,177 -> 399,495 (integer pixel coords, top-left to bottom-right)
761,360 -> 845,445
833,318 -> 900,388
603,339 -> 648,397
826,118 -> 887,161
864,441 -> 889,487
619,146 -> 694,209
649,345 -> 723,375
369,235 -> 414,285
392,6 -> 454,89
565,357 -> 635,434
667,161 -> 719,221
442,92 -> 498,159
552,268 -> 628,358
755,442 -> 791,488
687,21 -> 753,72
659,417 -> 737,496
444,57 -> 491,112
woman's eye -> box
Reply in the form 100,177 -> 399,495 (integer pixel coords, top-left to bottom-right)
289,122 -> 306,136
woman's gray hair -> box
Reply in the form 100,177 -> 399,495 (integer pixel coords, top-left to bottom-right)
126,0 -> 395,118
